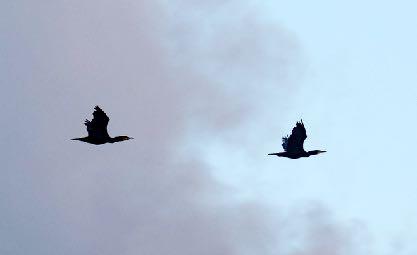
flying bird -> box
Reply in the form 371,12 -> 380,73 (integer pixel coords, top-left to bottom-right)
72,106 -> 133,145
268,120 -> 325,159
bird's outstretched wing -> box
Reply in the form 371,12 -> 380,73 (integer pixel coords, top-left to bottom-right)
84,106 -> 110,139
282,120 -> 307,153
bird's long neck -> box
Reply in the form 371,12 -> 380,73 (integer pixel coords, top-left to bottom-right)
109,136 -> 130,143
308,150 -> 326,156
109,136 -> 121,143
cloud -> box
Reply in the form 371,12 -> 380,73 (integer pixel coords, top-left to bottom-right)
0,1 -> 370,255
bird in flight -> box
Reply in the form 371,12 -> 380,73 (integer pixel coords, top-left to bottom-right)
268,120 -> 325,159
72,106 -> 133,145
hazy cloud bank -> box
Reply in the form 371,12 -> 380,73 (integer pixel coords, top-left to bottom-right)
0,1 -> 370,254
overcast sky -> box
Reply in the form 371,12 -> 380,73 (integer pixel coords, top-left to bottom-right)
1,1 -> 417,255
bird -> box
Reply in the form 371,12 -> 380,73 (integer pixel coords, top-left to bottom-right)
72,106 -> 133,145
268,120 -> 325,159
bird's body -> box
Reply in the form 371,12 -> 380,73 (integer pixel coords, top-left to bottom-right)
72,106 -> 133,145
71,136 -> 131,145
268,151 -> 309,159
268,120 -> 325,159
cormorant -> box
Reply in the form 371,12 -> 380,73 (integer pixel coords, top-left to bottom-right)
72,106 -> 133,145
268,120 -> 325,159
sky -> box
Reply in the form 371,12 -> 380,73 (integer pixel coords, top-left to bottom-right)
1,0 -> 417,255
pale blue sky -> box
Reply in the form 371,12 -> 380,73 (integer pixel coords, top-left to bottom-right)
200,1 -> 417,254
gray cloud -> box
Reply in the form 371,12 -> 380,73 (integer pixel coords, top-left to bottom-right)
0,1 -> 370,255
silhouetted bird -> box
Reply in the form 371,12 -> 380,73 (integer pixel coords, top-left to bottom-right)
72,106 -> 133,145
268,120 -> 325,159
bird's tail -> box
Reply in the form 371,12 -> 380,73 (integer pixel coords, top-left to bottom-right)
268,152 -> 283,156
268,152 -> 288,157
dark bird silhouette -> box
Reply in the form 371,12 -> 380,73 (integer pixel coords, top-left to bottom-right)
268,120 -> 325,159
72,106 -> 133,145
